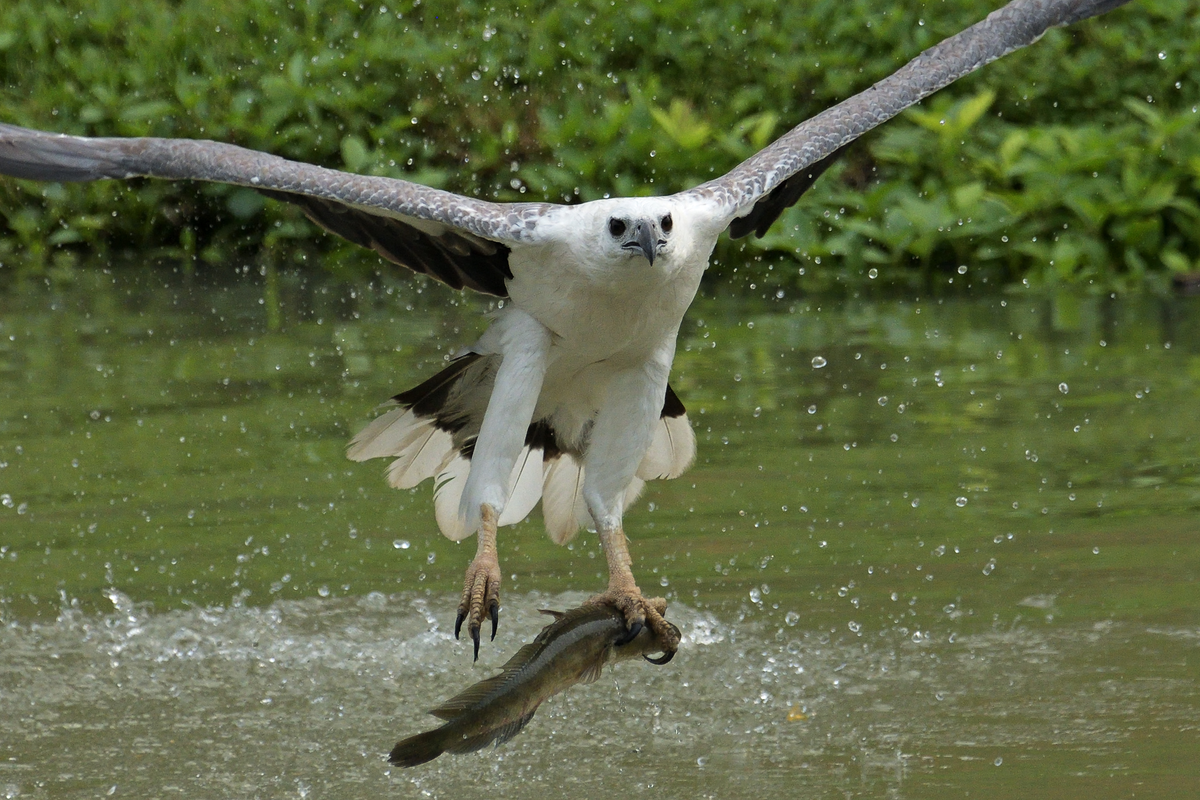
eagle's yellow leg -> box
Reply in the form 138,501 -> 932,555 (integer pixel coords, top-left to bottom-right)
455,503 -> 501,661
587,525 -> 681,653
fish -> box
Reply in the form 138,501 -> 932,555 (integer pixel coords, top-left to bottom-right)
388,603 -> 680,767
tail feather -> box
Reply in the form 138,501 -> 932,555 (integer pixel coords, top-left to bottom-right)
498,445 -> 544,526
542,456 -> 588,545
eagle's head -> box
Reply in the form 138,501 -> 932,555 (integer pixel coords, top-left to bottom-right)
574,196 -> 715,279
602,208 -> 674,266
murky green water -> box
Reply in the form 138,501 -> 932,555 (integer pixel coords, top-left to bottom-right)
1,267 -> 1197,797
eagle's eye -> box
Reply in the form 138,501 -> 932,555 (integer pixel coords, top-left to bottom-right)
661,214 -> 673,233
608,218 -> 627,238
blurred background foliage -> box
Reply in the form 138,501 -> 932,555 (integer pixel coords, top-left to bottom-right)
0,0 -> 1196,292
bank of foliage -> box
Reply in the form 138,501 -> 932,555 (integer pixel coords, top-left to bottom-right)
0,0 -> 1196,292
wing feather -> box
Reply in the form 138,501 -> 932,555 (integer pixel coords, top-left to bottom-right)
684,0 -> 1132,235
0,122 -> 555,296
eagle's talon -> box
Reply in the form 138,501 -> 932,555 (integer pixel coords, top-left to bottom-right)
644,649 -> 675,666
586,588 -> 680,654
454,610 -> 465,640
614,620 -> 643,647
489,601 -> 499,641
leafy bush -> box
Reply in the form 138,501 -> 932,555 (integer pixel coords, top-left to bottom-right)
0,0 -> 1194,291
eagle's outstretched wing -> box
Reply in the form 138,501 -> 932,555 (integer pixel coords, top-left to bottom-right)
0,122 -> 557,296
682,0 -> 1132,239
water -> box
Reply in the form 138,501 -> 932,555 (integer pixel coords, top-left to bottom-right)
1,268 -> 1198,797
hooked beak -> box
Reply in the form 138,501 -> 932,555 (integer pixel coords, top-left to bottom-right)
623,222 -> 658,265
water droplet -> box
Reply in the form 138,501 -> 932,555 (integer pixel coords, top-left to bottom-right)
982,558 -> 996,576
785,611 -> 800,626
994,757 -> 1004,767
317,585 -> 330,597
749,587 -> 762,604
957,265 -> 968,275
1092,547 -> 1100,555
393,539 -> 410,550
1058,382 -> 1069,394
848,621 -> 861,632
955,497 -> 968,508
911,498 -> 920,508
807,404 -> 817,414
811,356 -> 827,369
752,406 -> 762,418
877,396 -> 888,406
867,268 -> 878,279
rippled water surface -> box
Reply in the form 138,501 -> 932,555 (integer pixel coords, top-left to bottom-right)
1,269 -> 1198,798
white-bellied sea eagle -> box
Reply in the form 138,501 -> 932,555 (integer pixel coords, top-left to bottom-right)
0,0 -> 1132,659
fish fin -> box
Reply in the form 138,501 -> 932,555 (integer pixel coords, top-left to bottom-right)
389,726 -> 448,768
538,609 -> 566,621
488,707 -> 540,748
578,654 -> 609,685
426,671 -> 512,720
427,635 -> 545,719
443,707 -> 540,755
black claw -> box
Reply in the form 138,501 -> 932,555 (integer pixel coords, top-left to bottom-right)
454,610 -> 465,640
644,649 -> 676,666
614,621 -> 644,647
471,626 -> 481,662
489,602 -> 499,641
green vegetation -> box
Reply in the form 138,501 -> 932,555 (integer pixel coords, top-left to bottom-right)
0,0 -> 1195,291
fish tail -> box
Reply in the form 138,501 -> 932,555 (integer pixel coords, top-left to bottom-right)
388,728 -> 447,768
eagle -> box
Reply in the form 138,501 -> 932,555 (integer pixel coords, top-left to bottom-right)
0,0 -> 1129,659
